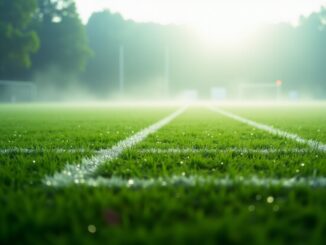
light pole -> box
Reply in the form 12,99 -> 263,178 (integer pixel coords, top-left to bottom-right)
276,80 -> 283,101
119,45 -> 125,96
165,46 -> 170,98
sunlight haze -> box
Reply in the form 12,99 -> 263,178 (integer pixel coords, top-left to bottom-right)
76,0 -> 326,25
76,0 -> 326,44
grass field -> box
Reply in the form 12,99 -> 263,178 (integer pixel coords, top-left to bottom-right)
0,103 -> 326,244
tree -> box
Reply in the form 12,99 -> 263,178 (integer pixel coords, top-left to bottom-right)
83,11 -> 191,97
0,0 -> 39,79
31,0 -> 91,75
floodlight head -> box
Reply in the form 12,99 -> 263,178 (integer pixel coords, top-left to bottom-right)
276,80 -> 283,87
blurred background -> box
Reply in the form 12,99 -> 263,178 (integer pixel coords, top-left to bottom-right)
1,0 -> 326,102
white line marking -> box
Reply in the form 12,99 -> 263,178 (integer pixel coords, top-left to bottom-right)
59,175 -> 326,188
1,147 -> 318,155
138,148 -> 317,154
0,148 -> 89,154
44,107 -> 187,187
209,107 -> 326,152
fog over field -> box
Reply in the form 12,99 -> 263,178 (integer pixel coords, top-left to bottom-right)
1,0 -> 326,102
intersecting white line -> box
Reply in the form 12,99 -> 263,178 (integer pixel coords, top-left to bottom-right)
60,175 -> 326,188
38,105 -> 326,189
1,147 -> 317,155
0,148 -> 89,154
43,106 -> 188,187
138,148 -> 317,154
209,107 -> 326,152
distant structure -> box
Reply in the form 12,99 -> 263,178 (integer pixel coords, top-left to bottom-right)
238,81 -> 283,101
178,90 -> 198,102
211,87 -> 228,101
0,81 -> 37,102
288,90 -> 300,101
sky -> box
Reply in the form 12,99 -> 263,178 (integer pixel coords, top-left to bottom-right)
75,0 -> 326,24
75,0 -> 326,44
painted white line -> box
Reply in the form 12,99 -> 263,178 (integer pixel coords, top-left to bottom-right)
138,148 -> 317,154
44,107 -> 187,187
1,147 -> 318,155
66,175 -> 326,188
0,148 -> 90,154
209,107 -> 326,152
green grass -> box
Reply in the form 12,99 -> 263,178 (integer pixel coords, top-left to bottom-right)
0,104 -> 326,244
222,104 -> 326,143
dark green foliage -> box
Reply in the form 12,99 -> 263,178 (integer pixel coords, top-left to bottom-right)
83,10 -> 198,97
0,0 -> 39,79
31,0 -> 91,74
0,0 -> 91,84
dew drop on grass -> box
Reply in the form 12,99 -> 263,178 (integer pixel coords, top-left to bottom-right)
128,179 -> 134,186
182,172 -> 186,176
32,160 -> 36,164
273,205 -> 280,212
88,225 -> 96,234
267,196 -> 274,204
301,163 -> 305,167
248,205 -> 255,212
180,161 -> 184,165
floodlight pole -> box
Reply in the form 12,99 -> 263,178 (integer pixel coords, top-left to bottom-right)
165,46 -> 170,98
119,45 -> 125,96
276,86 -> 282,101
275,80 -> 283,101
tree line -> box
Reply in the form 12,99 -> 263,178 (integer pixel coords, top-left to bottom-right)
1,0 -> 326,98
0,0 -> 90,80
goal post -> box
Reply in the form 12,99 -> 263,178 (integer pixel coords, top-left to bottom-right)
0,80 -> 37,102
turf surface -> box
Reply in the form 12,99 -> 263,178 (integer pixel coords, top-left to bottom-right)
0,104 -> 325,244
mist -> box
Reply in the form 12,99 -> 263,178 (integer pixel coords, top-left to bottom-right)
1,1 -> 326,102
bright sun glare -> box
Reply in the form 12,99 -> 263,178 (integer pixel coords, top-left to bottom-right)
76,0 -> 326,47
195,19 -> 259,46
191,3 -> 264,47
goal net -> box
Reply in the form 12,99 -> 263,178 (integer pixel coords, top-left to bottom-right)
238,83 -> 281,101
0,81 -> 37,102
